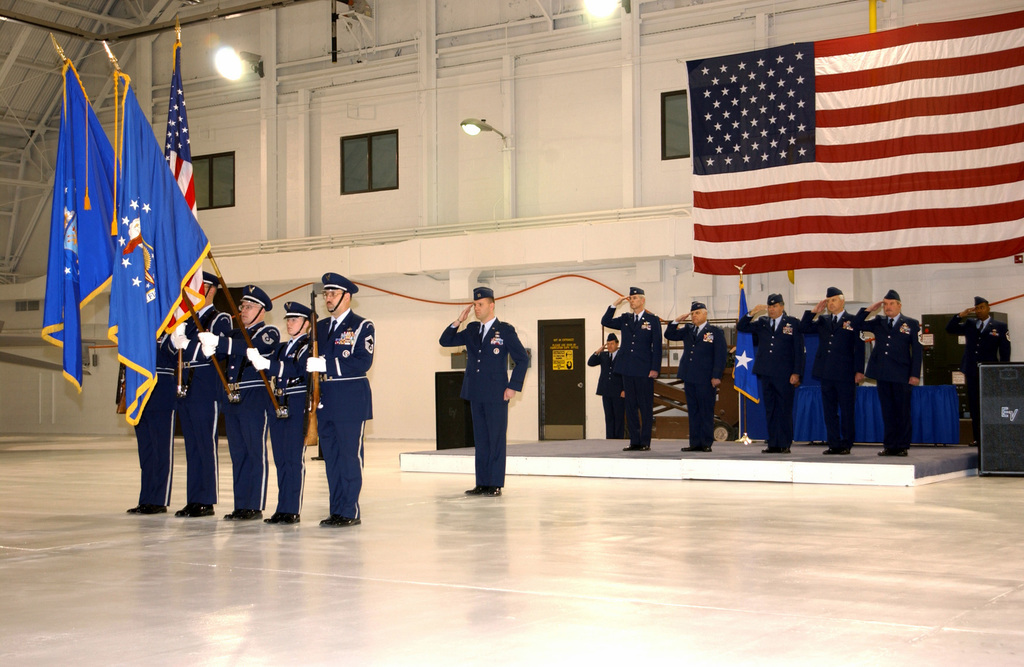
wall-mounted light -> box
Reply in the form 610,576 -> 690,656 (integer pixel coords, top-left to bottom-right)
584,0 -> 630,18
214,46 -> 264,80
460,118 -> 507,141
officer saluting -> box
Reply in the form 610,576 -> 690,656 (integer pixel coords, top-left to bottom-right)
601,287 -> 663,452
305,273 -> 374,527
946,296 -> 1011,445
587,333 -> 625,439
799,287 -> 865,455
737,293 -> 804,454
247,301 -> 312,524
665,301 -> 727,453
200,285 -> 280,520
439,286 -> 529,496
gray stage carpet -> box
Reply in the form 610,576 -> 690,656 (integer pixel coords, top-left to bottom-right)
400,439 -> 979,487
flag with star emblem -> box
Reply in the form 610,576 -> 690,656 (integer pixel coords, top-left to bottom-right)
108,76 -> 210,424
164,37 -> 205,327
733,277 -> 759,404
688,10 -> 1024,274
41,61 -> 116,391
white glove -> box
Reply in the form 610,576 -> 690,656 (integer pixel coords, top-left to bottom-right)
198,331 -> 219,358
247,347 -> 270,371
170,324 -> 188,350
306,356 -> 327,373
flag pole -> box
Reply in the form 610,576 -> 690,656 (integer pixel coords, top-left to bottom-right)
205,251 -> 287,418
734,264 -> 753,445
180,289 -> 234,398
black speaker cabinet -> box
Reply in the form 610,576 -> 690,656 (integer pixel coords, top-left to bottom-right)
435,371 -> 474,450
979,364 -> 1024,475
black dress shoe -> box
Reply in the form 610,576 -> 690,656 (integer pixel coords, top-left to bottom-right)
127,504 -> 167,514
265,513 -> 300,524
174,503 -> 197,517
481,487 -> 502,496
823,448 -> 851,455
224,509 -> 262,521
188,504 -> 215,517
878,449 -> 908,457
761,447 -> 779,454
622,445 -> 650,451
320,515 -> 361,527
682,446 -> 712,452
779,447 -> 791,454
465,486 -> 486,495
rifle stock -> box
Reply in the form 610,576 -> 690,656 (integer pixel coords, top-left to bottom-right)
303,288 -> 321,447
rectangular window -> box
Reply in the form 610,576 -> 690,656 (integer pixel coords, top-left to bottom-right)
193,152 -> 235,210
341,130 -> 398,194
15,300 -> 39,312
661,90 -> 690,160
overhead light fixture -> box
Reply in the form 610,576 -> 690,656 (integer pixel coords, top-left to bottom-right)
214,46 -> 264,80
584,0 -> 629,18
461,118 -> 506,141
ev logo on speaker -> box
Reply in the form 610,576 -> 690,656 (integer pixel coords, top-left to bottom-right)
1001,407 -> 1020,421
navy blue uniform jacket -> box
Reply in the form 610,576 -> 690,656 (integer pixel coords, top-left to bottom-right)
798,311 -> 865,382
737,313 -> 805,380
854,311 -> 922,383
317,311 -> 375,421
600,307 -> 663,377
218,322 -> 281,390
664,323 -> 726,384
587,351 -> 624,397
439,319 -> 528,403
945,315 -> 1011,372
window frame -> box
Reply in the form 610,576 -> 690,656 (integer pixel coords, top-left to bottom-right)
192,151 -> 236,211
340,129 -> 399,195
660,90 -> 691,161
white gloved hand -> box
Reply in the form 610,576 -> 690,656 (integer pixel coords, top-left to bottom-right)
198,331 -> 219,358
170,324 -> 188,350
306,356 -> 327,373
247,347 -> 271,371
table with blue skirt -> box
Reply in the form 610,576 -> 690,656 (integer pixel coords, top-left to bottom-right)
789,385 -> 960,444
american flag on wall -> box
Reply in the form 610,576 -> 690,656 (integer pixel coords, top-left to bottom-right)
687,10 -> 1024,275
165,38 -> 205,324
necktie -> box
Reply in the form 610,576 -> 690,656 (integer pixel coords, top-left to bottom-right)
328,319 -> 338,338
977,320 -> 983,331
888,318 -> 894,330
773,319 -> 778,331
833,315 -> 839,327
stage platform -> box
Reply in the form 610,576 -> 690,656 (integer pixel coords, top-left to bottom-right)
399,439 -> 979,487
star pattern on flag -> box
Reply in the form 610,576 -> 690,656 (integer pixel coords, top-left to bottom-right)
734,350 -> 753,369
166,85 -> 191,155
689,43 -> 816,176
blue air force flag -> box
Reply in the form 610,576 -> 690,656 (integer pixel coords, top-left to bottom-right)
41,62 -> 116,390
108,79 -> 210,424
734,278 -> 759,404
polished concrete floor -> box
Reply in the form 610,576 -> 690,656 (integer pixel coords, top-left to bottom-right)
2,434 -> 1024,665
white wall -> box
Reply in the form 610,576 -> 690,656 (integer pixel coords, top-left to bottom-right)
4,0 -> 1024,438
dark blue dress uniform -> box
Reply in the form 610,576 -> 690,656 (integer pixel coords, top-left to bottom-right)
439,304 -> 528,490
946,298 -> 1011,443
587,338 -> 625,439
601,291 -> 663,449
854,292 -> 922,454
737,297 -> 805,451
177,300 -> 232,513
799,300 -> 865,453
316,275 -> 374,522
218,319 -> 279,513
211,285 -> 280,516
665,313 -> 726,451
265,302 -> 312,518
130,335 -> 177,511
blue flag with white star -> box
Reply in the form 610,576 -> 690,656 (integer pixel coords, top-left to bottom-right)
41,62 -> 116,391
108,78 -> 209,424
734,277 -> 759,404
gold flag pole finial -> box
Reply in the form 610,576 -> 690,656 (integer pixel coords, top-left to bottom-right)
175,16 -> 181,42
102,41 -> 121,71
50,33 -> 67,63
734,263 -> 746,277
